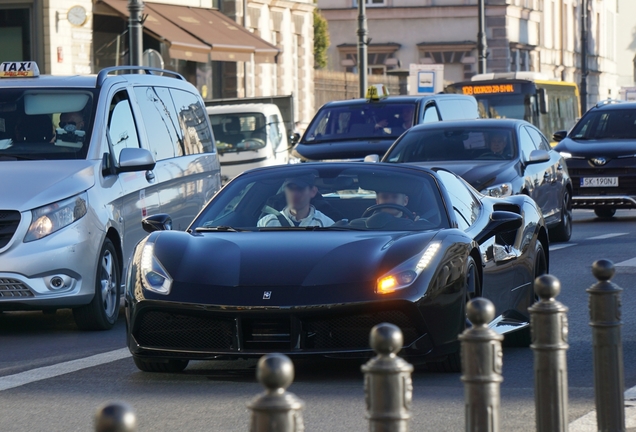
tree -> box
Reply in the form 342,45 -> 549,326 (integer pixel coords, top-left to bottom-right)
314,8 -> 330,69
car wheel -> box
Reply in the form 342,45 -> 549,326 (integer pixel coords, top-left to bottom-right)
426,256 -> 479,373
549,190 -> 572,242
504,240 -> 547,347
594,208 -> 616,218
133,356 -> 189,373
73,238 -> 120,331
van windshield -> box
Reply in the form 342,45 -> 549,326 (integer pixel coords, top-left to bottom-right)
209,112 -> 268,154
302,102 -> 416,143
0,89 -> 95,161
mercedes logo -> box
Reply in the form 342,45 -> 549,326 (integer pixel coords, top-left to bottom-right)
591,157 -> 608,166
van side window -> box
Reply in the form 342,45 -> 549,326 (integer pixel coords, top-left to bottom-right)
269,114 -> 284,151
436,99 -> 462,120
169,89 -> 215,155
108,91 -> 140,161
133,86 -> 180,160
423,104 -> 440,123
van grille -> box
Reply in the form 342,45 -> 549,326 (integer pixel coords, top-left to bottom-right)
0,211 -> 21,249
0,279 -> 34,297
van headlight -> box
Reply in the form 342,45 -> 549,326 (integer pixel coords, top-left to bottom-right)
481,183 -> 513,198
377,242 -> 441,294
140,241 -> 173,295
24,192 -> 88,242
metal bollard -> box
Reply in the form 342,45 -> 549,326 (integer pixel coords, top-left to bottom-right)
94,402 -> 137,432
248,353 -> 304,432
529,274 -> 569,432
459,298 -> 503,432
588,260 -> 626,432
361,323 -> 414,432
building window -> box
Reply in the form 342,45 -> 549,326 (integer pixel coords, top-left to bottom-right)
339,44 -> 400,74
353,0 -> 386,7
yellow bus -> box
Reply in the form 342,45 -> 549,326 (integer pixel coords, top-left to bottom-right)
445,72 -> 580,143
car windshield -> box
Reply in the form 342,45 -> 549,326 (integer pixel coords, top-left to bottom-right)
190,165 -> 450,232
209,112 -> 267,154
0,88 -> 95,160
385,127 -> 517,163
570,109 -> 636,140
302,102 -> 416,143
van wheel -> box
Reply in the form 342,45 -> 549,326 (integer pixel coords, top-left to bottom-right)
594,208 -> 616,218
73,239 -> 120,331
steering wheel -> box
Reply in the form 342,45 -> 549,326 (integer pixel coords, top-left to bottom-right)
476,152 -> 506,160
362,204 -> 416,220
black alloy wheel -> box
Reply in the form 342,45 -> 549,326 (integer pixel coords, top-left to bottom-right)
594,208 -> 616,218
549,190 -> 572,242
426,255 -> 480,373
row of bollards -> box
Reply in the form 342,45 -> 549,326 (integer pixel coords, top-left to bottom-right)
94,259 -> 626,432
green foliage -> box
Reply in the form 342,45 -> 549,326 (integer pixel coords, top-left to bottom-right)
314,9 -> 330,69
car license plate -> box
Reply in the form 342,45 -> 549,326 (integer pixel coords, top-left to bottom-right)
580,177 -> 618,187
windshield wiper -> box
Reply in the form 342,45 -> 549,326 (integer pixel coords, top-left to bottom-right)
258,226 -> 367,231
195,226 -> 246,232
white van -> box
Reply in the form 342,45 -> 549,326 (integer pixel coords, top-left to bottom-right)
0,63 -> 221,330
207,104 -> 289,182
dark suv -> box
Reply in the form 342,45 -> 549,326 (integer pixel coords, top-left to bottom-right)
553,100 -> 636,218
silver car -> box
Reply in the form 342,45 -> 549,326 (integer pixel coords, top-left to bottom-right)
0,63 -> 221,330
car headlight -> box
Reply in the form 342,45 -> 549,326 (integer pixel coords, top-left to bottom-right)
377,242 -> 441,294
481,183 -> 513,198
140,241 -> 173,295
24,192 -> 88,242
559,152 -> 572,159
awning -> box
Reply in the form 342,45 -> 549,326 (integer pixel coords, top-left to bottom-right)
147,3 -> 279,63
98,0 -> 211,63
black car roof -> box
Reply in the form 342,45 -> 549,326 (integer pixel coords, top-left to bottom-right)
590,101 -> 636,111
407,118 -> 525,132
232,161 -> 439,178
319,94 -> 472,108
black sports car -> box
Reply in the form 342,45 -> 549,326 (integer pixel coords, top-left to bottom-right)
553,100 -> 636,218
125,163 -> 548,373
382,119 -> 573,242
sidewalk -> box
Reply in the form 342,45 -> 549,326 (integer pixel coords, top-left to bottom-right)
569,386 -> 636,431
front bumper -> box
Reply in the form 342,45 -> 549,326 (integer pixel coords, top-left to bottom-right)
567,160 -> 636,209
0,210 -> 102,309
127,299 -> 436,360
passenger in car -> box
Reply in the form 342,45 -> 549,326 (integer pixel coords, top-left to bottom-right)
257,175 -> 335,227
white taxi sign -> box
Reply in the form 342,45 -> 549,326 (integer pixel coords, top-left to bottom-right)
0,61 -> 40,78
366,84 -> 389,101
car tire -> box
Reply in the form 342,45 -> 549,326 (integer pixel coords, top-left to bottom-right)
504,240 -> 547,347
426,256 -> 480,373
594,208 -> 616,218
73,238 -> 120,331
549,190 -> 572,242
133,356 -> 189,373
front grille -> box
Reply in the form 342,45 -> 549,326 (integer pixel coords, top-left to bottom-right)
0,211 -> 21,249
136,311 -> 235,351
0,278 -> 34,298
303,310 -> 419,350
243,318 -> 291,349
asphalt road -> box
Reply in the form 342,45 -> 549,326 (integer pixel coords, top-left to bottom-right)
1,209 -> 635,431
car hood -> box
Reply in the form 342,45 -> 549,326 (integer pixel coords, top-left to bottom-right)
153,230 -> 439,289
405,160 -> 518,191
293,139 -> 396,161
0,160 -> 96,211
555,138 -> 636,157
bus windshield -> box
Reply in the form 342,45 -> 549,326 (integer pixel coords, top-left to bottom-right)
475,94 -> 532,122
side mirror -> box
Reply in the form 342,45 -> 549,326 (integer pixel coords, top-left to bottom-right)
527,149 -> 551,164
364,154 -> 380,163
474,211 -> 522,245
538,88 -> 548,114
290,133 -> 301,145
552,130 -> 567,142
118,148 -> 156,173
142,214 -> 173,233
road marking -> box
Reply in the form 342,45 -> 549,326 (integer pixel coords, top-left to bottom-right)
586,232 -> 629,240
569,384 -> 636,431
615,257 -> 636,267
0,348 -> 131,392
550,243 -> 577,251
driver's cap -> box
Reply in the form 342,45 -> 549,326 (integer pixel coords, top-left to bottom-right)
283,174 -> 316,189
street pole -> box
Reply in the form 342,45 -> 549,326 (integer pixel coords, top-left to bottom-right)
580,0 -> 588,114
357,0 -> 368,98
128,0 -> 144,67
477,0 -> 487,74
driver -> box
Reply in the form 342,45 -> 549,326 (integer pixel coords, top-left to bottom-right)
59,111 -> 85,132
374,191 -> 417,219
258,175 -> 334,227
487,132 -> 509,157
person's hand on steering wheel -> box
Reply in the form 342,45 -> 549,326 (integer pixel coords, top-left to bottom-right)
362,203 -> 416,220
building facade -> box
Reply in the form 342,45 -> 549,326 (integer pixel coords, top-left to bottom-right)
615,0 -> 636,88
0,0 -> 315,124
319,0 -> 618,105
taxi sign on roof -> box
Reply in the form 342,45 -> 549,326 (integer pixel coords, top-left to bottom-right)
0,61 -> 40,78
366,84 -> 389,101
